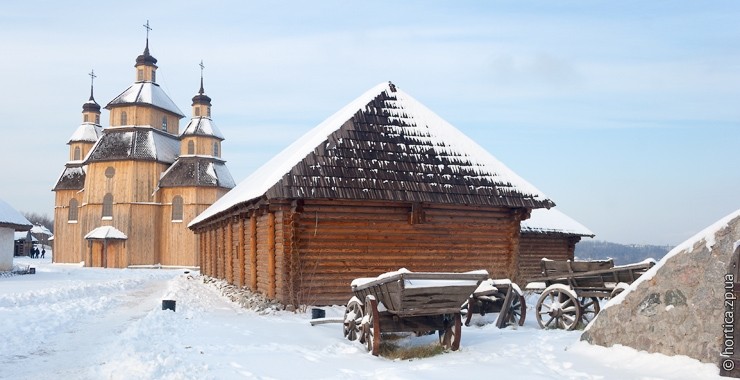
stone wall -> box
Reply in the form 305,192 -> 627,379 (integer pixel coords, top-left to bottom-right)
581,210 -> 740,364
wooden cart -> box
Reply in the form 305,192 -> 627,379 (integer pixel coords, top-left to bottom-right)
462,279 -> 526,328
526,258 -> 655,330
343,270 -> 488,356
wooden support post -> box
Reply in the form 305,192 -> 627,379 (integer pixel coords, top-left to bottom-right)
238,216 -> 246,287
226,218 -> 233,284
268,212 -> 276,298
250,213 -> 258,289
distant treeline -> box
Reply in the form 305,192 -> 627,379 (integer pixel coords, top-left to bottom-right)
574,239 -> 672,265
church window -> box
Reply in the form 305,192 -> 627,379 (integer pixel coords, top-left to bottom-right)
95,114 -> 100,124
195,107 -> 200,116
162,116 -> 168,131
105,167 -> 115,178
207,107 -> 211,117
213,142 -> 219,157
73,147 -> 81,161
102,193 -> 113,219
172,196 -> 183,221
137,69 -> 144,81
84,114 -> 89,122
187,140 -> 195,155
151,70 -> 156,82
68,199 -> 79,222
121,111 -> 127,125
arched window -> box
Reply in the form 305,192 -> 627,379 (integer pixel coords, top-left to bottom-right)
68,198 -> 79,221
102,193 -> 113,219
187,140 -> 195,155
162,116 -> 168,131
137,69 -> 144,81
120,111 -> 127,125
151,70 -> 156,83
84,114 -> 89,122
213,142 -> 219,157
95,114 -> 100,124
195,107 -> 200,116
207,107 -> 211,117
172,196 -> 183,221
73,147 -> 81,161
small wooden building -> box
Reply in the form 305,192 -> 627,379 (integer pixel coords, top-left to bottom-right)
518,208 -> 594,283
0,199 -> 32,271
189,82 -> 555,306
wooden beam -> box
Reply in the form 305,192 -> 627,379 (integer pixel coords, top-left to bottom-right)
250,213 -> 258,289
268,212 -> 276,298
238,215 -> 246,287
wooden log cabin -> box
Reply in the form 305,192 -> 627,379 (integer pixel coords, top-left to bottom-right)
52,35 -> 234,268
189,82 -> 557,306
518,208 -> 595,283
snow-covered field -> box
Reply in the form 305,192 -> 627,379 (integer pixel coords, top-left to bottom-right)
1,255 -> 722,380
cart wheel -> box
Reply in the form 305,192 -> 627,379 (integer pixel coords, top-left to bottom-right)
506,295 -> 527,327
363,295 -> 381,356
535,285 -> 581,330
439,313 -> 462,351
343,297 -> 364,342
578,297 -> 601,326
462,297 -> 474,326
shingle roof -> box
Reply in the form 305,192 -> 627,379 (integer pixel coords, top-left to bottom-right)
106,81 -> 185,117
191,82 -> 554,227
53,164 -> 86,191
86,127 -> 180,164
159,156 -> 235,188
181,117 -> 224,140
68,123 -> 103,143
521,208 -> 595,237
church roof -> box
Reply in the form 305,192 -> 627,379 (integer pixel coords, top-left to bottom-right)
106,82 -> 185,117
159,156 -> 235,188
181,117 -> 224,140
68,123 -> 103,143
521,208 -> 595,237
190,82 -> 554,227
86,127 -> 180,164
53,164 -> 86,191
0,199 -> 32,231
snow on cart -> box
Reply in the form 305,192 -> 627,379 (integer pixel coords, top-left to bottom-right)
462,278 -> 526,328
525,258 -> 656,330
344,269 -> 489,356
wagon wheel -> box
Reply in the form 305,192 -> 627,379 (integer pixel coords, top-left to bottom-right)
578,297 -> 601,326
505,294 -> 527,327
439,313 -> 462,351
535,285 -> 581,330
462,296 -> 474,326
363,295 -> 381,356
343,297 -> 364,342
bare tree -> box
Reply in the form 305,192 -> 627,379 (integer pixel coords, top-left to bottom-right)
22,212 -> 54,233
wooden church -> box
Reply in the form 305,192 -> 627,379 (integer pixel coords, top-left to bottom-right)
188,82 -> 558,306
53,34 -> 234,268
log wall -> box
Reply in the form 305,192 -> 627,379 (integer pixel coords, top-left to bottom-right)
518,233 -> 580,284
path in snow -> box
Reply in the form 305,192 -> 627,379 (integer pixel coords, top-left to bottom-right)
0,257 -> 725,380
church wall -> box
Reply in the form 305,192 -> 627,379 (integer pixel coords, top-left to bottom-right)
108,105 -> 180,134
69,142 -> 94,161
53,190 -> 85,264
181,137 -> 221,157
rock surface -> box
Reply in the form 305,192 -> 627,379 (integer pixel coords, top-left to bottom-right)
581,210 -> 740,364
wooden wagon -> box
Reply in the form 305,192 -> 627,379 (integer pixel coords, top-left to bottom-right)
462,279 -> 526,328
343,269 -> 489,356
526,258 -> 655,330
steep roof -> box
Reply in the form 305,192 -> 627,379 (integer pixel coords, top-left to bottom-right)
181,117 -> 224,140
159,156 -> 235,188
106,82 -> 185,117
521,208 -> 594,237
68,123 -> 103,143
0,199 -> 32,231
53,164 -> 86,191
191,82 -> 554,227
86,127 -> 180,164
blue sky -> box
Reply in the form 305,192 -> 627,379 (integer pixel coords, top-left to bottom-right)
0,1 -> 737,245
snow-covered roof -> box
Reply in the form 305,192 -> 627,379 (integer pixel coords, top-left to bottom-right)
159,156 -> 235,189
53,165 -> 86,191
106,81 -> 185,117
190,82 -> 554,227
68,123 -> 103,143
14,231 -> 36,241
0,199 -> 32,230
84,226 -> 127,240
87,127 -> 180,164
181,117 -> 224,140
30,225 -> 53,236
521,208 -> 595,237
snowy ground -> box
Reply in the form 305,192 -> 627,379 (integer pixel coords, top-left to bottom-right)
1,255 -> 723,380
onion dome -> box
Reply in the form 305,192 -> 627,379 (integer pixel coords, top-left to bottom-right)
192,74 -> 211,106
136,38 -> 158,67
